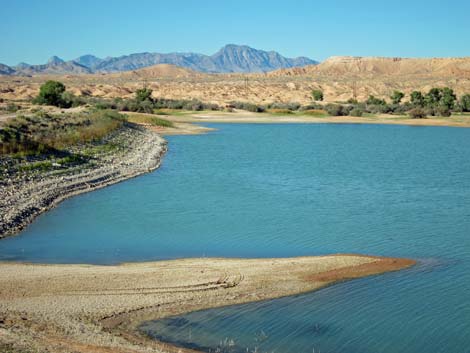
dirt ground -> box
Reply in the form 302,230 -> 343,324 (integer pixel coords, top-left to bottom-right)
0,255 -> 415,353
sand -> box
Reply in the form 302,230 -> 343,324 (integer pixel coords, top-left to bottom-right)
124,111 -> 470,135
0,255 -> 415,353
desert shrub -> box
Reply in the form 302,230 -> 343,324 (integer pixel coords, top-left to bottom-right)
311,90 -> 324,101
60,91 -> 85,108
458,94 -> 470,112
366,95 -> 386,106
408,108 -> 427,119
325,104 -> 349,116
135,88 -> 153,102
434,106 -> 452,117
266,102 -> 301,111
367,104 -> 392,114
6,103 -> 21,112
299,103 -> 324,111
347,98 -> 359,104
230,101 -> 266,112
349,108 -> 364,117
390,90 -> 405,104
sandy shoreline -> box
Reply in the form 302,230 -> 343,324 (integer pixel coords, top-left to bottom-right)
0,255 -> 415,353
125,111 -> 470,133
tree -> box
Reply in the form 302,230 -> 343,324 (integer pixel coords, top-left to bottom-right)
390,90 -> 405,104
410,91 -> 424,107
425,88 -> 442,107
459,94 -> 470,112
34,80 -> 67,107
135,88 -> 153,102
311,89 -> 324,101
440,87 -> 457,110
366,95 -> 386,106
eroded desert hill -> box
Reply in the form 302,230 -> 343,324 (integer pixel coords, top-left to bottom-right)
2,57 -> 470,104
268,56 -> 470,78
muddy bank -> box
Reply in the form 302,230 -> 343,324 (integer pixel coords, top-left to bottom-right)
0,124 -> 167,238
0,255 -> 415,353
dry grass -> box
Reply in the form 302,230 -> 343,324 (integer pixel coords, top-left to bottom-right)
0,110 -> 125,155
125,113 -> 174,127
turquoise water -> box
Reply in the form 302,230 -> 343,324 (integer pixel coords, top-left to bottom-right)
1,123 -> 470,352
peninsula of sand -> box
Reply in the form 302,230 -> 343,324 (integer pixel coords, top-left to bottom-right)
0,255 -> 415,353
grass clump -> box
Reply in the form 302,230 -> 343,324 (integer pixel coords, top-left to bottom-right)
0,110 -> 126,156
302,109 -> 328,117
126,113 -> 174,127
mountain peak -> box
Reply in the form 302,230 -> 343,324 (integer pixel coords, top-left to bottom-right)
47,56 -> 65,65
4,45 -> 317,75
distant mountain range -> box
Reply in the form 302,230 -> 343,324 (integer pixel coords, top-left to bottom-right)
0,44 -> 318,76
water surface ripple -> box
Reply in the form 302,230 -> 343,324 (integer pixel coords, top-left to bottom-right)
1,123 -> 469,352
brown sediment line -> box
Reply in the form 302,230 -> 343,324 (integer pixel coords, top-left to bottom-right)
306,255 -> 417,282
0,255 -> 415,353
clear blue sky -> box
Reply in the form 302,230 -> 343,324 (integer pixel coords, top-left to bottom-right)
1,0 -> 470,65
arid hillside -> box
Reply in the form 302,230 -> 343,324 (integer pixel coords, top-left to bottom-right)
269,56 -> 470,78
2,57 -> 470,104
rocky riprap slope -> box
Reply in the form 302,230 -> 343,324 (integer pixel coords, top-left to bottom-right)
0,124 -> 167,238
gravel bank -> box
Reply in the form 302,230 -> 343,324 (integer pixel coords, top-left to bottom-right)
0,124 -> 167,238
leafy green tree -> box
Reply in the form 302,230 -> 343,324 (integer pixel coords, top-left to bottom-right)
390,90 -> 405,104
34,80 -> 67,107
311,89 -> 324,101
459,94 -> 470,112
440,87 -> 457,110
366,95 -> 386,106
135,88 -> 153,102
424,88 -> 442,107
410,91 -> 425,107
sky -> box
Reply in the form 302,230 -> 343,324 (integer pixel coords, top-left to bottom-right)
1,0 -> 470,66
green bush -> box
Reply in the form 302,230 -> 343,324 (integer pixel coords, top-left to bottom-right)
366,95 -> 386,106
349,108 -> 364,117
325,104 -> 349,116
410,91 -> 425,107
390,91 -> 405,104
311,90 -> 324,101
230,101 -> 266,112
135,88 -> 153,102
458,94 -> 470,112
33,80 -> 68,107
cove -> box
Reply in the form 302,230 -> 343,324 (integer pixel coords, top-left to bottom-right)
1,123 -> 470,352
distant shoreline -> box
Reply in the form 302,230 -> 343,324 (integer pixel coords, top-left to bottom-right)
123,110 -> 470,133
